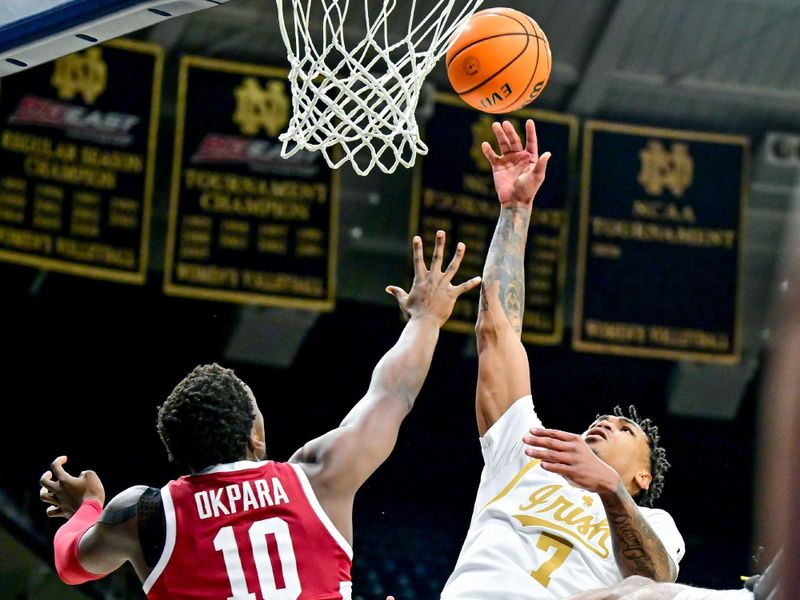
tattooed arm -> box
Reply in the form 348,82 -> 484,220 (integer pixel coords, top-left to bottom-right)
475,120 -> 550,435
600,482 -> 677,582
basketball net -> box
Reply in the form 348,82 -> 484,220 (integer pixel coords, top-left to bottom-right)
276,0 -> 484,175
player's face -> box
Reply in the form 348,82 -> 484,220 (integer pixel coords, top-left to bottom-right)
582,416 -> 652,493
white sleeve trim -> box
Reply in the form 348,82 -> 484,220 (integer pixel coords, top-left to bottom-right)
289,463 -> 354,560
142,485 -> 177,594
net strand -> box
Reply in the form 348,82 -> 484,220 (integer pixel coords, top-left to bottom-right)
277,0 -> 484,175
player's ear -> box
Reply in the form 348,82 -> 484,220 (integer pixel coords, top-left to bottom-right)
635,470 -> 652,492
248,429 -> 266,460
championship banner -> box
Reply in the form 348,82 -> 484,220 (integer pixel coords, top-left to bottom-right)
412,93 -> 577,344
164,56 -> 338,310
0,38 -> 162,283
573,120 -> 749,363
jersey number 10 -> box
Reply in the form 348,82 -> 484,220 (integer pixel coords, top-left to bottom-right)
214,517 -> 302,600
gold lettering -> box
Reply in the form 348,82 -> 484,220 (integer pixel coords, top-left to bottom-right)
632,200 -> 696,223
55,238 -> 134,267
241,271 -> 324,297
2,130 -> 54,155
199,194 -> 310,221
519,484 -> 561,512
591,217 -> 736,249
590,242 -> 622,259
24,157 -> 116,189
80,146 -> 143,173
585,320 -> 648,344
176,263 -> 239,287
0,225 -> 52,253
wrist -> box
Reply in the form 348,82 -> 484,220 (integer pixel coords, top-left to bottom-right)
408,312 -> 444,327
597,473 -> 624,499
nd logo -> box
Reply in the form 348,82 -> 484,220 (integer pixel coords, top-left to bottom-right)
638,140 -> 694,197
233,77 -> 289,138
51,47 -> 108,104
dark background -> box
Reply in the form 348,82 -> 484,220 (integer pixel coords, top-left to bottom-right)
0,257 -> 759,598
3,0 -> 797,598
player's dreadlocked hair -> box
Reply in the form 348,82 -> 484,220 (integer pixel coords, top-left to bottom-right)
602,405 -> 670,508
157,363 -> 255,470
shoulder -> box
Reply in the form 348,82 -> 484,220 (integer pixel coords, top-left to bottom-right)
637,506 -> 676,521
637,507 -> 684,545
99,485 -> 149,525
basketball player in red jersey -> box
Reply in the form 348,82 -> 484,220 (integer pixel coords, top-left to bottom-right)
39,231 -> 481,600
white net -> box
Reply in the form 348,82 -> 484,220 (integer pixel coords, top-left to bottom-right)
276,0 -> 484,175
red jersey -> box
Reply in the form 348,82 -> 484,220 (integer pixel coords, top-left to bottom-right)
143,460 -> 353,600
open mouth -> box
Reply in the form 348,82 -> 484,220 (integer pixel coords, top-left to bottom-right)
585,427 -> 608,441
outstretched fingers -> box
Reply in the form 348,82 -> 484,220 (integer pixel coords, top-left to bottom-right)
502,120 -> 523,151
411,235 -> 426,279
525,119 -> 539,156
430,229 -> 446,272
481,141 -> 500,166
49,455 -> 71,481
533,151 -> 551,180
454,275 -> 482,297
492,121 -> 512,154
443,242 -> 466,282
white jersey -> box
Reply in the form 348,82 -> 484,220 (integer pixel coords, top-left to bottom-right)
441,396 -> 685,600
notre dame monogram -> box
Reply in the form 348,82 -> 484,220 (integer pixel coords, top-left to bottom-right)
233,77 -> 289,138
51,47 -> 108,105
471,115 -> 521,172
638,140 -> 694,197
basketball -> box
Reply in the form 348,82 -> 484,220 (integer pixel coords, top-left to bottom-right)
446,8 -> 551,114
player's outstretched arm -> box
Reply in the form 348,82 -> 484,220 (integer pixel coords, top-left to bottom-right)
475,119 -> 550,436
290,232 -> 480,532
40,456 -> 148,583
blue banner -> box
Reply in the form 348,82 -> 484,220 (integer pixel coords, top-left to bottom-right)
573,120 -> 748,363
163,56 -> 338,310
0,38 -> 161,283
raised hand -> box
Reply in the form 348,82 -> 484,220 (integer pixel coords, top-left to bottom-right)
39,456 -> 105,519
386,230 -> 481,327
482,119 -> 551,209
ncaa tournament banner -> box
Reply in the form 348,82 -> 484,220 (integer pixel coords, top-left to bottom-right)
0,39 -> 162,283
573,120 -> 749,363
164,56 -> 338,310
412,93 -> 577,344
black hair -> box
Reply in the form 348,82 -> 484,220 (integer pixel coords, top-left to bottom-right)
156,363 -> 255,470
602,405 -> 670,508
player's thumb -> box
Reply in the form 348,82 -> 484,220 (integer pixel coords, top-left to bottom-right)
385,286 -> 407,302
534,151 -> 551,177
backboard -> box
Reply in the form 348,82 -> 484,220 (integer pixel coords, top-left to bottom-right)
0,0 -> 230,78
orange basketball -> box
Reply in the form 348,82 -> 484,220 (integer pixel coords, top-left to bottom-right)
446,8 -> 551,114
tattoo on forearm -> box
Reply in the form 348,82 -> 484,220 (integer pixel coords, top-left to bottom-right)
604,482 -> 674,581
480,207 -> 530,333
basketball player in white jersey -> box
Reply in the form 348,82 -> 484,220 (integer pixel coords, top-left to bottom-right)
441,119 -> 684,599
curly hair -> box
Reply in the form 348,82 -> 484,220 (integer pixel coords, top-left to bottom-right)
598,405 -> 670,508
157,363 -> 255,470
